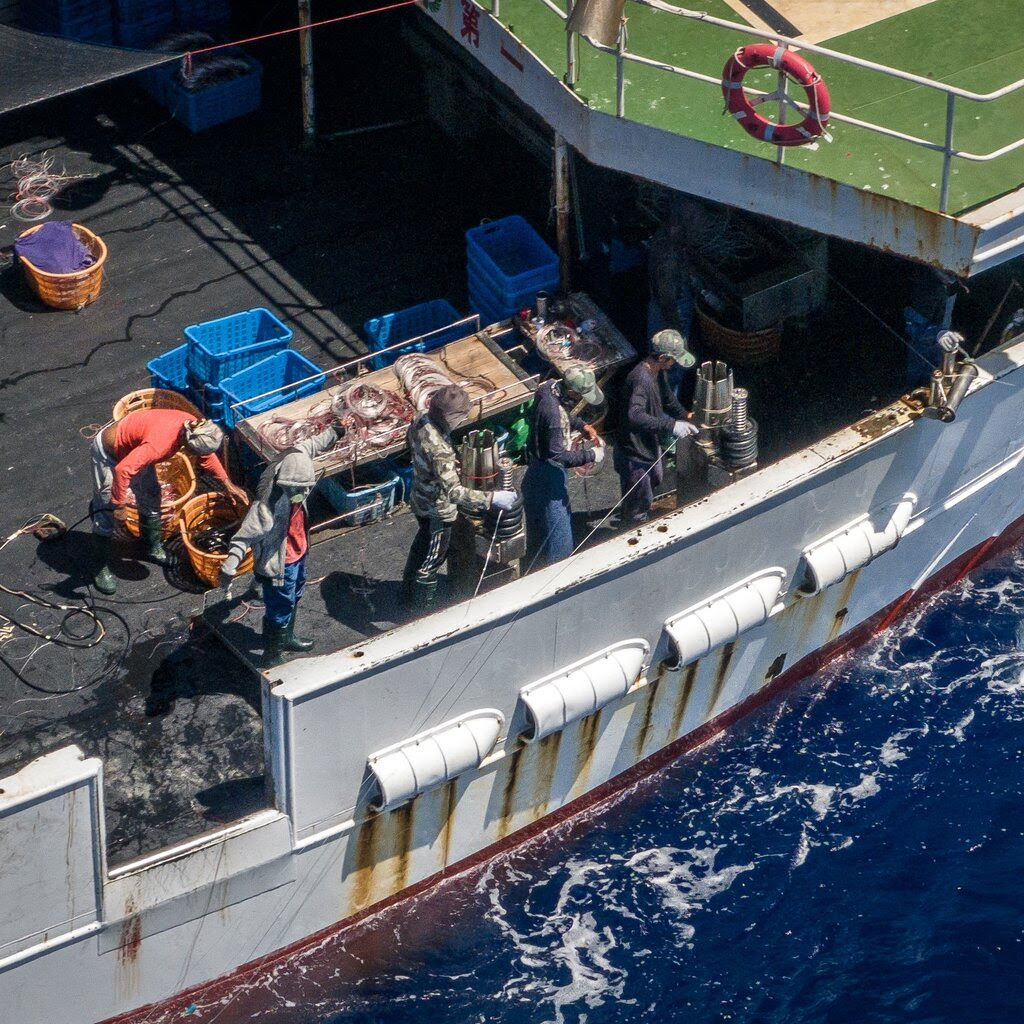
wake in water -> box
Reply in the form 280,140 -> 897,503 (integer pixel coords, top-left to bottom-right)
175,550 -> 1024,1023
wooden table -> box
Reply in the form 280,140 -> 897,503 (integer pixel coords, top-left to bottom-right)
235,332 -> 537,478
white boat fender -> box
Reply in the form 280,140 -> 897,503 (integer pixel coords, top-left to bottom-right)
517,639 -> 650,743
663,568 -> 787,670
367,709 -> 504,812
801,495 -> 917,594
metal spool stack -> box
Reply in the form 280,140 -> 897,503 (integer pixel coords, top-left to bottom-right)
719,387 -> 758,469
486,457 -> 524,539
693,360 -> 734,453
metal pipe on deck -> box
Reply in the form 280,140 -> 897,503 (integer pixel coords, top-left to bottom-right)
298,0 -> 316,146
554,133 -> 573,292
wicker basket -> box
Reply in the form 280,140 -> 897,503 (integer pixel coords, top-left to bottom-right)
18,223 -> 108,310
112,387 -> 203,422
121,452 -> 197,540
179,492 -> 253,588
696,306 -> 781,367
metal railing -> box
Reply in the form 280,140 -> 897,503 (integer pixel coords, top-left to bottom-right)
488,0 -> 1024,213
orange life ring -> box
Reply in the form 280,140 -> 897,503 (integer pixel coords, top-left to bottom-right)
721,43 -> 830,146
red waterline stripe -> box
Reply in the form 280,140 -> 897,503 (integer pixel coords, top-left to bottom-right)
104,509 -> 1024,1024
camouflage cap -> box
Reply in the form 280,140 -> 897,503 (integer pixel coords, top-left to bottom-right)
650,329 -> 696,369
562,364 -> 603,406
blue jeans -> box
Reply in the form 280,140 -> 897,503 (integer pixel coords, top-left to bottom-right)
523,461 -> 574,565
261,557 -> 306,626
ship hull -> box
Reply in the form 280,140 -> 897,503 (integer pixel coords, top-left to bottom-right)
3,337 -> 1024,1023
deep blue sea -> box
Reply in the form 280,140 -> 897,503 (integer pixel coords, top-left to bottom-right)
237,550 -> 1024,1024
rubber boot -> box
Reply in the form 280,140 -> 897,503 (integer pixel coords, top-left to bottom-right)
412,580 -> 440,613
283,608 -> 315,653
92,534 -> 117,596
139,512 -> 168,566
262,618 -> 288,668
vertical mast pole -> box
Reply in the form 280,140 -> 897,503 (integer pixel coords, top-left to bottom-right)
298,0 -> 316,146
554,133 -> 572,292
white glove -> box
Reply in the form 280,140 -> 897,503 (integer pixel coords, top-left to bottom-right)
590,444 -> 605,465
491,490 -> 518,511
217,569 -> 236,598
672,420 -> 698,440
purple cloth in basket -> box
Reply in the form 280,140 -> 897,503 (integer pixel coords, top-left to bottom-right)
15,221 -> 94,274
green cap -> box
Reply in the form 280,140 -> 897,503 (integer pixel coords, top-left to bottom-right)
563,364 -> 604,406
651,329 -> 696,368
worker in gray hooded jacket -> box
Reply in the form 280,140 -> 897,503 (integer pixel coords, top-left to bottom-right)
218,424 -> 342,666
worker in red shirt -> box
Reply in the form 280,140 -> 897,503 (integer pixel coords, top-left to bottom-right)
90,409 -> 247,595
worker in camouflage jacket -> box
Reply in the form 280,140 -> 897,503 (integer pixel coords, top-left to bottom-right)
219,423 -> 344,667
402,385 -> 516,611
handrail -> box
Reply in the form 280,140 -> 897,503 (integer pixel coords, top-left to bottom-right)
497,0 -> 1024,213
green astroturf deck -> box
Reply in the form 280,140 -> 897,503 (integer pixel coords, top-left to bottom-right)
494,0 -> 1024,213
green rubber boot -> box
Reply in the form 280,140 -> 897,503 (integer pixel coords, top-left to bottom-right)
412,580 -> 441,613
92,534 -> 117,596
262,619 -> 288,668
283,608 -> 315,653
139,512 -> 168,566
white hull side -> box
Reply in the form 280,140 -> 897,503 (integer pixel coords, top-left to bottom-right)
3,337 -> 1024,1023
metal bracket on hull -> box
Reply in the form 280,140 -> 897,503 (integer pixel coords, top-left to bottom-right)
663,568 -> 787,669
516,639 -> 650,743
367,710 -> 505,812
801,495 -> 917,595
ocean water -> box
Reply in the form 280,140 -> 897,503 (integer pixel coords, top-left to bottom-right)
225,550 -> 1024,1023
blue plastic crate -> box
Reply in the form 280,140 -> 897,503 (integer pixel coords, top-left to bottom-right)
184,306 -> 292,386
116,13 -> 174,47
187,374 -> 226,423
165,59 -> 262,133
113,0 -> 172,18
364,299 -> 466,371
135,60 -> 177,105
147,342 -> 190,391
23,1 -> 114,42
466,216 -> 559,303
317,466 -> 400,527
219,350 -> 326,429
468,264 -> 558,326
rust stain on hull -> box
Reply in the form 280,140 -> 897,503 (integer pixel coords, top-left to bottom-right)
116,895 -> 142,1001
350,812 -> 380,915
633,665 -> 664,759
440,780 -> 458,866
497,745 -> 524,840
537,730 -> 562,814
573,710 -> 602,796
670,661 -> 699,739
828,570 -> 860,642
705,641 -> 737,719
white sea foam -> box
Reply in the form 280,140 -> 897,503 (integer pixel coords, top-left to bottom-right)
844,774 -> 880,801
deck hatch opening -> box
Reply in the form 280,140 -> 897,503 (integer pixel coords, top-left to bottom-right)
367,709 -> 504,812
663,568 -> 787,670
801,495 -> 917,594
517,639 -> 650,743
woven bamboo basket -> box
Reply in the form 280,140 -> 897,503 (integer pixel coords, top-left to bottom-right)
696,306 -> 781,367
18,223 -> 107,310
179,493 -> 252,588
113,387 -> 203,422
121,451 -> 197,540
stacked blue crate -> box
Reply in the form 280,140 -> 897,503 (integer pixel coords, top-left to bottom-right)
466,216 -> 559,325
113,0 -> 174,47
21,0 -> 114,44
363,299 -> 466,371
183,307 -> 292,423
174,0 -> 230,32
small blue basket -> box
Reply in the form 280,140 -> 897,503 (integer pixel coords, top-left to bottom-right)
468,264 -> 558,326
364,299 -> 467,371
165,59 -> 262,133
219,350 -> 326,429
318,466 -> 400,527
466,216 -> 559,304
184,306 -> 292,386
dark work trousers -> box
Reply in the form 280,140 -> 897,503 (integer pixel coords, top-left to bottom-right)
523,460 -> 573,566
402,516 -> 453,591
615,450 -> 662,524
260,557 -> 306,627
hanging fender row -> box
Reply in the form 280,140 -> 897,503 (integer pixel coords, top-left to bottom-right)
721,43 -> 831,147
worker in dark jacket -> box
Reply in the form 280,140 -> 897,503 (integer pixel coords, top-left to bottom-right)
219,424 -> 343,667
401,386 -> 516,611
90,410 -> 245,595
522,364 -> 603,566
615,329 -> 698,525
